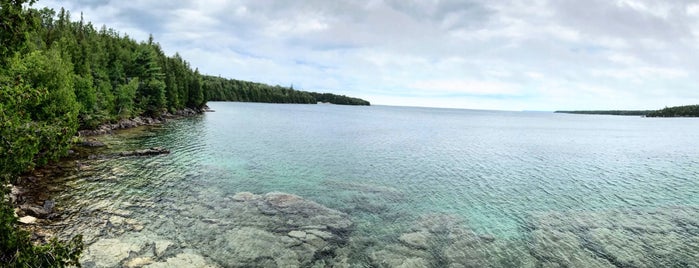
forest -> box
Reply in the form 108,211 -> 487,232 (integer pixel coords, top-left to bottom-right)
557,104 -> 699,117
0,0 -> 367,265
203,75 -> 370,106
646,105 -> 699,117
554,110 -> 653,116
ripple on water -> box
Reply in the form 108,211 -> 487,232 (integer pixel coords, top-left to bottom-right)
37,103 -> 699,267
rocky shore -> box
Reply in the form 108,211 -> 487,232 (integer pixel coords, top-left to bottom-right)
78,107 -> 207,136
39,191 -> 355,267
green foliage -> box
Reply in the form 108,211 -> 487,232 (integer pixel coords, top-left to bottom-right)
0,75 -> 45,177
308,91 -> 370,106
115,78 -> 139,119
557,105 -> 699,117
646,105 -> 699,117
1,1 -> 83,266
203,75 -> 370,106
0,0 -> 39,64
0,196 -> 83,267
554,110 -> 652,116
6,49 -> 80,166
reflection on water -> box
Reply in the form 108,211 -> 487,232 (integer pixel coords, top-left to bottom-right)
35,102 -> 699,267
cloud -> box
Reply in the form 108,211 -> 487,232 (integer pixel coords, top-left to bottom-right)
34,0 -> 699,111
409,80 -> 522,96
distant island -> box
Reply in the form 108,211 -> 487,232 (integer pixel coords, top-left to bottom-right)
203,75 -> 370,106
555,110 -> 653,116
556,104 -> 699,117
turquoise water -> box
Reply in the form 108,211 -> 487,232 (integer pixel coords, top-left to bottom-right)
48,102 -> 699,267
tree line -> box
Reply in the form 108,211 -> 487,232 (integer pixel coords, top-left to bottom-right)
556,104 -> 699,117
203,75 -> 370,106
646,105 -> 699,117
1,2 -> 207,194
1,1 -> 370,265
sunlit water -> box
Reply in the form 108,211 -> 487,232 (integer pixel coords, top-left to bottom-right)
43,102 -> 699,267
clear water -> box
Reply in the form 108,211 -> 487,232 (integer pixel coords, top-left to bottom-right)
46,102 -> 699,267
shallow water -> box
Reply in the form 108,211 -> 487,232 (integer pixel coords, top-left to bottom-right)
44,102 -> 699,267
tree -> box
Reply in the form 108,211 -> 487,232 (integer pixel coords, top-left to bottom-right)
0,0 -> 39,65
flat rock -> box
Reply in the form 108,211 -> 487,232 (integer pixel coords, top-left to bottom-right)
231,192 -> 258,202
154,240 -> 173,257
306,229 -> 333,240
124,257 -> 154,268
81,238 -> 146,268
145,252 -> 217,268
20,204 -> 49,218
399,231 -> 430,249
288,230 -> 307,239
18,215 -> 37,224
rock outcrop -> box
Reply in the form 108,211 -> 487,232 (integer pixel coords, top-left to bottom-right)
77,107 -> 205,136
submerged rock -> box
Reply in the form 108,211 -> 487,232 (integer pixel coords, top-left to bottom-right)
81,238 -> 146,268
164,192 -> 354,267
80,139 -> 106,147
119,147 -> 170,157
20,204 -> 50,218
366,214 -> 527,268
527,207 -> 699,268
399,231 -> 430,249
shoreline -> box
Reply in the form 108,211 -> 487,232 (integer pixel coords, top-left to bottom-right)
78,107 -> 210,137
9,107 -> 210,244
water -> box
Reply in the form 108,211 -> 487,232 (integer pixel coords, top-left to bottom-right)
42,102 -> 699,267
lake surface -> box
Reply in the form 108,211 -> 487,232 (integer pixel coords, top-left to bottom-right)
46,102 -> 699,267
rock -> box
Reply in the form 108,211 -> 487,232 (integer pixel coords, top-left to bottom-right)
125,257 -> 155,268
264,192 -> 305,208
20,204 -> 49,218
108,215 -> 126,226
81,238 -> 146,268
9,185 -> 22,203
231,192 -> 258,202
370,245 -> 431,267
145,251 -> 217,268
111,209 -> 133,217
478,234 -> 495,243
185,192 -> 355,267
306,229 -> 333,240
399,231 -> 430,249
43,200 -> 55,212
154,240 -> 173,257
288,230 -> 307,239
119,147 -> 170,157
218,227 -> 300,267
18,215 -> 37,224
80,139 -> 106,147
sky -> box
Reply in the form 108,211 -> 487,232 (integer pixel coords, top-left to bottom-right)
36,0 -> 699,111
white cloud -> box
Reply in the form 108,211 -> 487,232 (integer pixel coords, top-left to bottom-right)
409,80 -> 521,96
34,0 -> 699,111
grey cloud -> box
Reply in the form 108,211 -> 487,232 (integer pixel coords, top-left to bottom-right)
35,0 -> 699,110
385,0 -> 493,30
550,0 -> 693,42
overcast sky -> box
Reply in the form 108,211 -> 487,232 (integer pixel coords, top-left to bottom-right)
37,0 -> 699,111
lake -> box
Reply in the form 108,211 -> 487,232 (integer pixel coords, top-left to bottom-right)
45,102 -> 699,267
